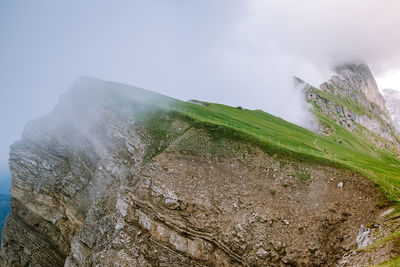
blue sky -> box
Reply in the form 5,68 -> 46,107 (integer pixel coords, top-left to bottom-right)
1,0 -> 400,175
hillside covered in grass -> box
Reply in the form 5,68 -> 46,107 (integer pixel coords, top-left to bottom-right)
91,76 -> 400,204
75,75 -> 400,265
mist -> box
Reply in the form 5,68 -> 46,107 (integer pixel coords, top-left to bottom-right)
1,0 -> 400,170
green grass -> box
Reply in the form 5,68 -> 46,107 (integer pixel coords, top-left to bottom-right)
81,77 -> 400,204
296,171 -> 312,181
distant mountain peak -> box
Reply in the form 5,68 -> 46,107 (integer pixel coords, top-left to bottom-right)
301,62 -> 400,151
333,62 -> 388,113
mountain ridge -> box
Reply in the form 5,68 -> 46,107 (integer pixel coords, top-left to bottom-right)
1,69 -> 400,265
298,63 -> 400,153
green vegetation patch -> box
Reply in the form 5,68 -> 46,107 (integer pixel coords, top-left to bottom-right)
373,257 -> 400,267
296,171 -> 311,181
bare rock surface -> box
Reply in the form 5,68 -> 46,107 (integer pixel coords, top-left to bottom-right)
356,225 -> 372,249
0,77 -> 385,266
335,63 -> 388,114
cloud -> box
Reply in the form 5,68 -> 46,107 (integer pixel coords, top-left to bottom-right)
1,0 -> 400,166
240,0 -> 400,73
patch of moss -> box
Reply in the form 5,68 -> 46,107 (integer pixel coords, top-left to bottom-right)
296,171 -> 311,181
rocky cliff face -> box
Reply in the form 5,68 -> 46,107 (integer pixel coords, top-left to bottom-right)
0,77 -> 388,266
302,63 -> 400,151
335,63 -> 388,114
383,88 -> 400,131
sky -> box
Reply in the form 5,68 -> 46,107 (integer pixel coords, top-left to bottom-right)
1,0 -> 400,173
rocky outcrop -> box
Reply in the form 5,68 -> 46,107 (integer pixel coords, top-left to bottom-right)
383,88 -> 400,131
301,63 -> 400,151
335,63 -> 388,114
0,77 -> 385,266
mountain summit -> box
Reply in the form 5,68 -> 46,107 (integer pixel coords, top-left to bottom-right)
334,63 -> 388,113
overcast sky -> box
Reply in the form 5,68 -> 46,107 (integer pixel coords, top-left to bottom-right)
1,0 -> 400,170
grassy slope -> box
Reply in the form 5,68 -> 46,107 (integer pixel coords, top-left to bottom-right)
178,103 -> 400,201
71,77 -> 400,264
100,79 -> 400,204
